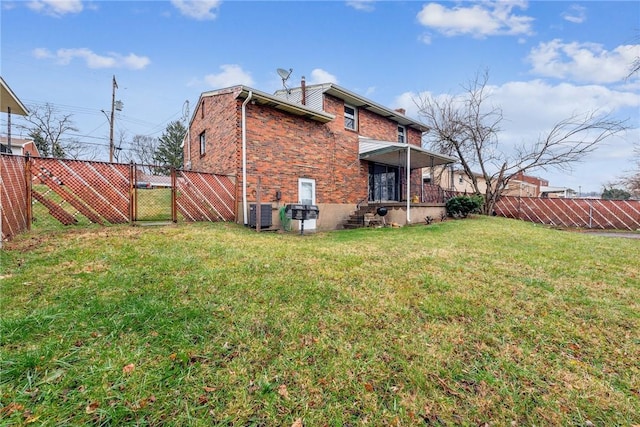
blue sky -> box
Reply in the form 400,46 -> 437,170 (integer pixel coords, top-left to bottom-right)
1,0 -> 639,193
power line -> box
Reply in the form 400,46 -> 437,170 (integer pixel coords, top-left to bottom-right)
16,99 -> 183,138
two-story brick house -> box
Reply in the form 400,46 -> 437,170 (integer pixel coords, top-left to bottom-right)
186,80 -> 454,231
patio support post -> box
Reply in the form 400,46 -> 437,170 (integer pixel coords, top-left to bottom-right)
406,144 -> 411,224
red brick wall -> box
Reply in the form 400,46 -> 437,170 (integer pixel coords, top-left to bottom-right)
187,89 -> 240,176
189,89 -> 427,208
244,101 -> 365,205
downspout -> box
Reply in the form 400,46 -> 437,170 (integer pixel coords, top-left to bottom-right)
241,91 -> 253,225
186,126 -> 190,168
406,143 -> 411,224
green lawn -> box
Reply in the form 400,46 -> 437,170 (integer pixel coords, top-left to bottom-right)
1,217 -> 638,425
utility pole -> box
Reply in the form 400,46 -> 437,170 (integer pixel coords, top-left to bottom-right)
109,75 -> 118,163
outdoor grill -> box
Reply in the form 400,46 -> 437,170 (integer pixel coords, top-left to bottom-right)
285,204 -> 319,234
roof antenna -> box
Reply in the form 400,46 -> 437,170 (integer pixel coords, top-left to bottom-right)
277,68 -> 293,93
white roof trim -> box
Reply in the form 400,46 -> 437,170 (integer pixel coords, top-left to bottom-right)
0,76 -> 29,116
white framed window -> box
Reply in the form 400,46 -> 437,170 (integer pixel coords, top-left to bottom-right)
344,104 -> 357,130
199,131 -> 206,156
397,125 -> 406,143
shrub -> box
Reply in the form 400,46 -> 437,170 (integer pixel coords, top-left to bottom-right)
446,195 -> 484,218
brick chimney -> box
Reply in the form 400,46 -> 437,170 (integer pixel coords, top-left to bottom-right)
301,76 -> 306,106
395,108 -> 406,115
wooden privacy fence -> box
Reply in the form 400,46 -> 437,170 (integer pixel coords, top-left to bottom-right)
495,196 -> 640,231
1,154 -> 237,242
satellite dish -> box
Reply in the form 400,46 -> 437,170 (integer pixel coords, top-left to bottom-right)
277,68 -> 292,80
277,68 -> 293,92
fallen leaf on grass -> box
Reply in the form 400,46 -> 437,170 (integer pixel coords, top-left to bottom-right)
364,383 -> 374,392
203,386 -> 217,393
291,418 -> 303,427
0,402 -> 24,416
24,415 -> 41,424
41,368 -> 65,384
277,384 -> 289,399
122,364 -> 135,374
85,401 -> 99,414
137,395 -> 156,409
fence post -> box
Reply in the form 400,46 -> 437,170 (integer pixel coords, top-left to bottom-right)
589,199 -> 593,229
129,162 -> 135,224
25,154 -> 32,231
171,167 -> 177,223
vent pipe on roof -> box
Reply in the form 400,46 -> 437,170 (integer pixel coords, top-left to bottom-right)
301,76 -> 306,106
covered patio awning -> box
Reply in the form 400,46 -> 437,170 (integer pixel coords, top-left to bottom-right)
359,137 -> 456,225
1,76 -> 30,151
1,76 -> 29,117
359,137 -> 456,169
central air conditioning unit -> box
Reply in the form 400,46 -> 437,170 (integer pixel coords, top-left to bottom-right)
249,204 -> 272,229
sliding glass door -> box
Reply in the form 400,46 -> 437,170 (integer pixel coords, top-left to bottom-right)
368,163 -> 399,202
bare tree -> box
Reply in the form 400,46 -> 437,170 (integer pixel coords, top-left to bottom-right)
617,142 -> 640,198
63,140 -> 98,161
18,103 -> 79,158
122,134 -> 158,174
417,70 -> 629,214
111,129 -> 128,163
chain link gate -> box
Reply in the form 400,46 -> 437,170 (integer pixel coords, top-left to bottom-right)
130,164 -> 176,224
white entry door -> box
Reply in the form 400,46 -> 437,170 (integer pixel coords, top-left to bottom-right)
298,178 -> 316,230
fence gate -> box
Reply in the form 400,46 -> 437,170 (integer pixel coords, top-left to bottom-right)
131,164 -> 176,224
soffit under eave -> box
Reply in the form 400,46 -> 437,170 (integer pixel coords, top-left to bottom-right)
0,79 -> 29,116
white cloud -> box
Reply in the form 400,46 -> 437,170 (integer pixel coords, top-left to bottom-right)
203,64 -> 254,87
418,33 -> 432,45
27,0 -> 83,16
397,80 -> 638,144
308,68 -> 338,84
416,1 -> 534,39
346,0 -> 375,12
171,0 -> 221,20
33,48 -> 151,70
394,79 -> 639,190
562,4 -> 586,24
527,39 -> 640,84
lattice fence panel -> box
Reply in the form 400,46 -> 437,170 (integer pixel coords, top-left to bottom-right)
495,196 -> 640,230
1,155 -> 28,242
32,158 -> 130,224
421,184 -> 447,203
176,171 -> 236,222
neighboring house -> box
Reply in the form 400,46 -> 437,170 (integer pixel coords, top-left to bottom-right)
136,171 -> 172,188
504,172 -> 569,198
0,137 -> 40,157
1,76 -> 30,153
186,80 -> 455,231
426,166 -> 489,194
428,167 -> 570,198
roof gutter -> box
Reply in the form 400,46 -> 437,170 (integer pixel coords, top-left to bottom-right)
241,90 -> 253,225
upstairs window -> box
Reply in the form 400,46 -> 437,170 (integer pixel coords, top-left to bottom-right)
199,131 -> 206,156
397,125 -> 406,143
344,104 -> 357,130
